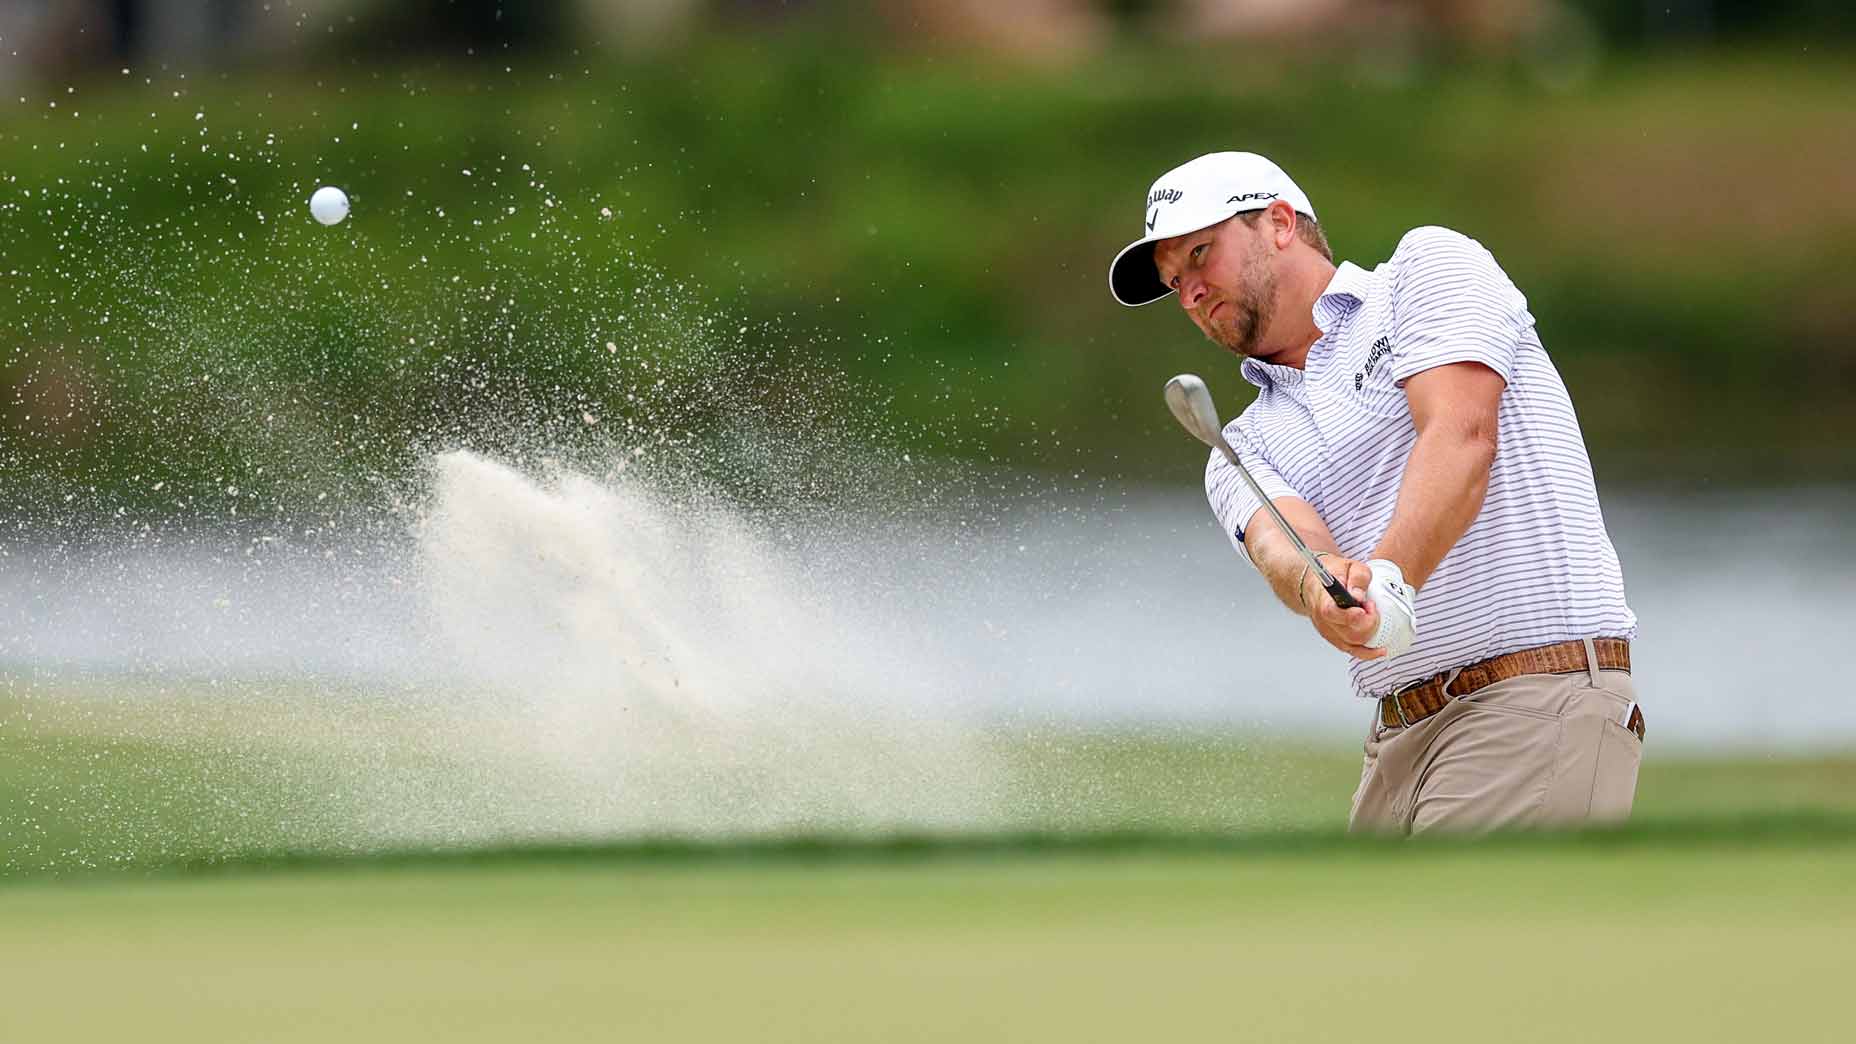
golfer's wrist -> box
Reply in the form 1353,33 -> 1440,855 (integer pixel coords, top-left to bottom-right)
1365,552 -> 1419,592
1297,551 -> 1332,615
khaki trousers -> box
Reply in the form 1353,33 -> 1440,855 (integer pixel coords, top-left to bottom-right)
1348,656 -> 1643,835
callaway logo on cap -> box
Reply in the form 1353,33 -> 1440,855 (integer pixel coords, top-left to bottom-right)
1107,152 -> 1316,307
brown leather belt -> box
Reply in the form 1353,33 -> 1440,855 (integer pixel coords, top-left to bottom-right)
1378,638 -> 1642,740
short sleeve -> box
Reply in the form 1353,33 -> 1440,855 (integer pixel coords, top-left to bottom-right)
1387,226 -> 1530,387
1204,419 -> 1301,569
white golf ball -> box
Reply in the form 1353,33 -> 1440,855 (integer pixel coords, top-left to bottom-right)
309,185 -> 350,226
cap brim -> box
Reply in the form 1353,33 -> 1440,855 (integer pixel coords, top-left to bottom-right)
1107,206 -> 1242,307
1108,237 -> 1172,307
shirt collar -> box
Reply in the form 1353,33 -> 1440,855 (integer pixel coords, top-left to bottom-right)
1240,260 -> 1373,390
1240,355 -> 1299,389
1313,260 -> 1374,334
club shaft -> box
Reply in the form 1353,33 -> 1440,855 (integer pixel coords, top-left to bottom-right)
1212,440 -> 1359,608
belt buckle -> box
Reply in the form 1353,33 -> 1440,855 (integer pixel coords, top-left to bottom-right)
1384,677 -> 1425,729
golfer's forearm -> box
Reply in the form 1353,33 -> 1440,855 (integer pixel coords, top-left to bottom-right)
1245,498 -> 1341,616
1252,530 -> 1311,614
1371,430 -> 1494,589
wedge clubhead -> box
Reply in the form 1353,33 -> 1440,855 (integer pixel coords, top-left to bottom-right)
1163,373 -> 1225,450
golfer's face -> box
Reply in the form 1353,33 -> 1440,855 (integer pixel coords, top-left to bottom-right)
1154,218 -> 1272,358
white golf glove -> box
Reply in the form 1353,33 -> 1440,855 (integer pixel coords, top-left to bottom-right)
1363,559 -> 1418,658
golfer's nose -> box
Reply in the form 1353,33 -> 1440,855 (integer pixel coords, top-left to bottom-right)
1178,275 -> 1207,312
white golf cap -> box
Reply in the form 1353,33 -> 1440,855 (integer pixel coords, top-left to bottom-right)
1107,151 -> 1316,307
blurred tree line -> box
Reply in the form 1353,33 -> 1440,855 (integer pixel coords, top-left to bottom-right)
5,0 -> 1852,74
1,5 -> 1852,528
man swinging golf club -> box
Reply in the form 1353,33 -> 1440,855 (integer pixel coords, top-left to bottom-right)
1111,152 -> 1644,833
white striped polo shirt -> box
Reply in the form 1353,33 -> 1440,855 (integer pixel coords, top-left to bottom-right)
1205,225 -> 1637,699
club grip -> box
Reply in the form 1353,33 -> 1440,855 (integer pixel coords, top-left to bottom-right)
1322,575 -> 1362,610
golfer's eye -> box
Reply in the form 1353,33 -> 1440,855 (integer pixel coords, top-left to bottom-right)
1191,244 -> 1208,264
1168,274 -> 1180,289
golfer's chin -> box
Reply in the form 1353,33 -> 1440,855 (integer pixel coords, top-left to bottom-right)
1210,327 -> 1263,360
1226,323 -> 1293,363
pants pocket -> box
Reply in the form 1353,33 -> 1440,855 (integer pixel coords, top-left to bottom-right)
1588,718 -> 1643,822
1542,709 -> 1641,825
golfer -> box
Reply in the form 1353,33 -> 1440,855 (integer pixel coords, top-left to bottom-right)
1109,152 -> 1643,833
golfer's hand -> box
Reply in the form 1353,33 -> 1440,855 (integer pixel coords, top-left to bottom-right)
1303,555 -> 1386,661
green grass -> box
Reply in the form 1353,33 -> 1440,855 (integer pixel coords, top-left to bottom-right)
1,833 -> 1852,1042
3,678 -> 1854,1040
5,679 -> 1854,876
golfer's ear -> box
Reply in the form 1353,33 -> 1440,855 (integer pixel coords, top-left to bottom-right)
1268,202 -> 1297,248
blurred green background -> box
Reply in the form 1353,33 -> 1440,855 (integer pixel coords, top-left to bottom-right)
4,0 -> 1854,525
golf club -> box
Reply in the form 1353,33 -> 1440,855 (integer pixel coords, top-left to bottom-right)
1164,373 -> 1362,611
